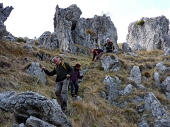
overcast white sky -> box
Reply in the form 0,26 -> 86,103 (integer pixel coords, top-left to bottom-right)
2,0 -> 170,43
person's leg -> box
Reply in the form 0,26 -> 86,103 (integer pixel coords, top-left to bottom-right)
61,78 -> 69,110
70,80 -> 74,97
97,52 -> 103,60
55,81 -> 62,106
74,81 -> 79,96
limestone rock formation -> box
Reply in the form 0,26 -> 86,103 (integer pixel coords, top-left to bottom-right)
53,4 -> 82,52
0,3 -> 13,41
126,15 -> 170,51
51,4 -> 119,53
73,15 -> 119,51
0,91 -> 73,127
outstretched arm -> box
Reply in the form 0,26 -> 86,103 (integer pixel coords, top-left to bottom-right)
42,67 -> 56,76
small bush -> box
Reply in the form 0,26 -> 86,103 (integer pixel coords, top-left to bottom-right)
136,19 -> 145,26
142,71 -> 150,78
86,28 -> 96,36
16,37 -> 26,43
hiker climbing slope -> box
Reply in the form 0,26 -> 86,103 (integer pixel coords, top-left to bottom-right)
101,38 -> 114,53
91,48 -> 103,61
42,56 -> 73,111
70,63 -> 83,100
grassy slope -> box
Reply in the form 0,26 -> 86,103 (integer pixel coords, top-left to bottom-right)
0,41 -> 170,127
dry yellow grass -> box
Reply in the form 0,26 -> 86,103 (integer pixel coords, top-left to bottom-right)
0,41 -> 170,127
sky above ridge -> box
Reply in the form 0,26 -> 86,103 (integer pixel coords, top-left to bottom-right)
3,0 -> 170,43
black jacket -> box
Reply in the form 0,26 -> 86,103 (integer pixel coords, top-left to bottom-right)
44,62 -> 73,82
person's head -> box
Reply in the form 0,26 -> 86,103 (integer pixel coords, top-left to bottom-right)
52,56 -> 61,65
91,48 -> 96,53
106,38 -> 110,42
75,63 -> 81,69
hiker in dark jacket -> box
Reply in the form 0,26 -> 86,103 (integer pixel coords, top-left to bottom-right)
42,56 -> 73,111
102,38 -> 114,53
91,48 -> 103,61
70,63 -> 83,99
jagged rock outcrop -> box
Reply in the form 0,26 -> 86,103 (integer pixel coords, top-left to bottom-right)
73,15 -> 119,51
126,15 -> 170,51
39,4 -> 119,53
0,91 -> 73,127
0,3 -> 13,41
53,4 -> 82,52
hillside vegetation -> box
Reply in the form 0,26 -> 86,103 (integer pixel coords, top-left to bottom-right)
0,40 -> 170,127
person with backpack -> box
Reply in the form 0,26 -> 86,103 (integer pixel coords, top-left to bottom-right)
42,56 -> 73,111
102,38 -> 114,53
91,48 -> 103,61
70,63 -> 83,100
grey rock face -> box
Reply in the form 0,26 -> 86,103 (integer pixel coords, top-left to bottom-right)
126,15 -> 170,51
141,92 -> 170,118
128,66 -> 141,84
154,117 -> 170,127
161,76 -> 170,100
122,42 -> 132,52
0,3 -> 13,41
74,15 -> 119,51
119,84 -> 133,96
154,72 -> 160,87
26,62 -> 46,85
164,47 -> 170,56
64,4 -> 82,27
54,5 -> 78,52
0,91 -> 73,127
103,76 -> 121,103
156,61 -> 170,75
3,31 -> 16,42
38,31 -> 59,50
25,116 -> 56,127
101,55 -> 121,72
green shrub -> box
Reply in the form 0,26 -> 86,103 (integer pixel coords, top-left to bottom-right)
136,19 -> 145,26
16,37 -> 26,43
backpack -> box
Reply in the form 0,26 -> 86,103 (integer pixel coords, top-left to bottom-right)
54,62 -> 68,70
62,62 -> 67,70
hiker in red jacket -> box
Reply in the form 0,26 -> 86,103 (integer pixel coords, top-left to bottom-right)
70,63 -> 83,99
91,48 -> 103,61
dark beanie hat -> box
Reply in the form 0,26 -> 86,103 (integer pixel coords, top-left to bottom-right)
75,63 -> 81,67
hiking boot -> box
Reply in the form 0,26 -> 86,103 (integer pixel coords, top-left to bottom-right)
75,96 -> 82,101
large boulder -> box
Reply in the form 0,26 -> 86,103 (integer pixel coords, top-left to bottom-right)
126,15 -> 170,51
0,91 -> 73,127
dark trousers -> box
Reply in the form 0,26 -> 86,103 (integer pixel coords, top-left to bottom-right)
106,49 -> 112,53
70,80 -> 79,97
55,78 -> 69,110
